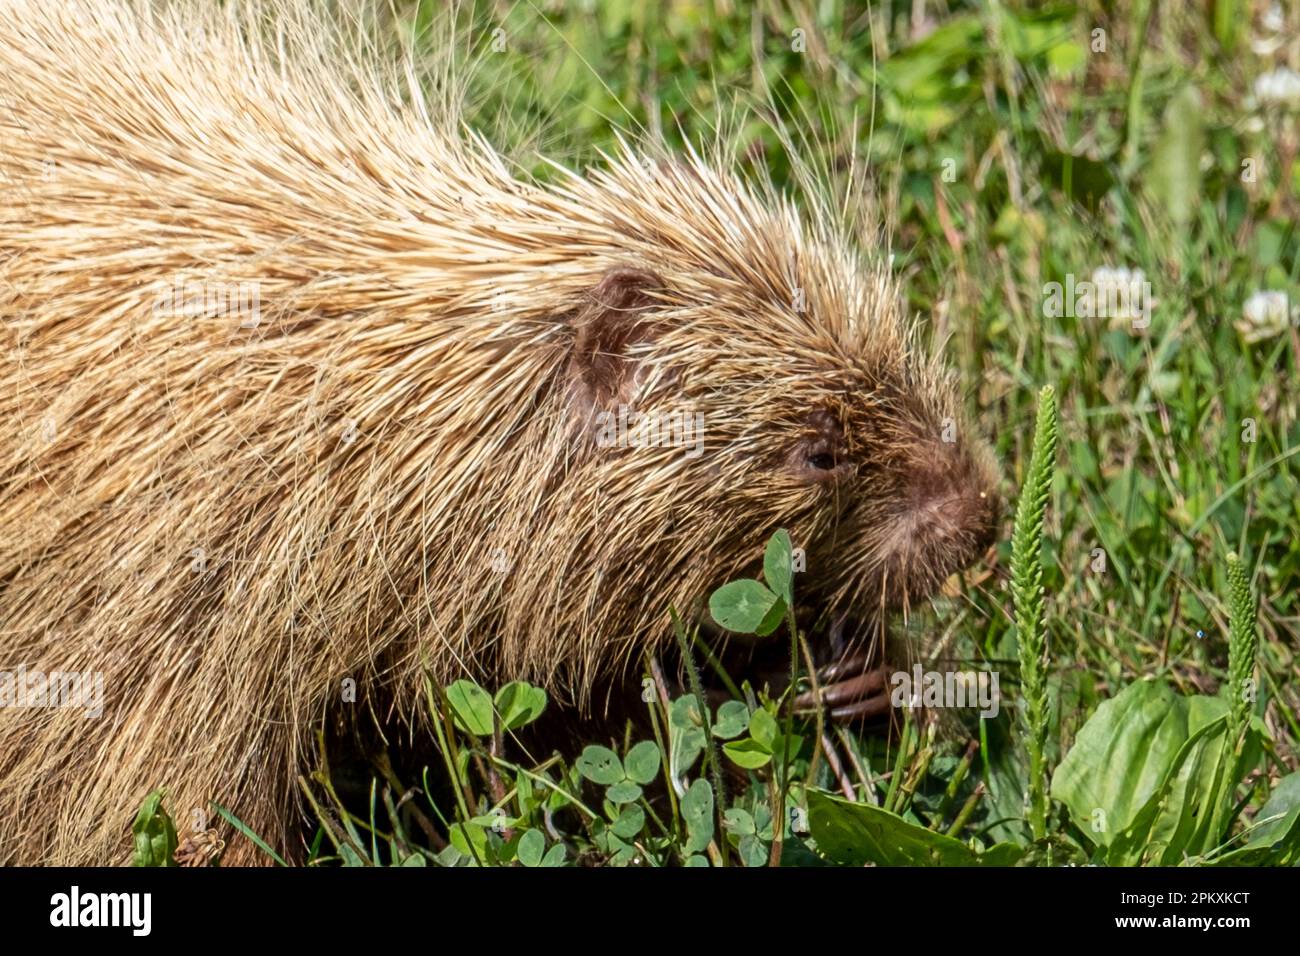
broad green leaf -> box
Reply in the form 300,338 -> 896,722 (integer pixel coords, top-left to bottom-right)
445,680 -> 494,737
980,843 -> 1030,867
1252,772 -> 1300,846
434,845 -> 465,867
130,789 -> 178,868
494,681 -> 547,731
738,834 -> 768,867
807,790 -> 1024,866
468,811 -> 514,830
873,14 -> 982,97
669,693 -> 707,731
1104,715 -> 1235,865
708,579 -> 779,634
1051,680 -> 1228,849
1034,136 -> 1115,209
996,6 -> 1075,59
623,740 -> 661,785
1158,717 -> 1261,862
575,745 -> 623,785
763,529 -> 794,605
1208,771 -> 1300,866
1046,40 -> 1085,76
771,733 -> 804,767
515,769 -> 536,813
592,823 -> 636,864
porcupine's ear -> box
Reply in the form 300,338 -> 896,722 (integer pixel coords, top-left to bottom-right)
566,266 -> 666,426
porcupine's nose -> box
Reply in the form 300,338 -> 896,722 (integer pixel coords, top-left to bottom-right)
880,434 -> 1001,593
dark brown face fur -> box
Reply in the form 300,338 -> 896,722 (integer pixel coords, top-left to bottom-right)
762,368 -> 1000,645
564,264 -> 1000,663
798,391 -> 1000,614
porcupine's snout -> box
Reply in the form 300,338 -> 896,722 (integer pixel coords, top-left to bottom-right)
873,431 -> 1001,608
773,394 -> 1002,724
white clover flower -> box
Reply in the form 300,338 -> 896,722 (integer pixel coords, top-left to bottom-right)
1251,3 -> 1287,55
1237,291 -> 1293,343
1253,68 -> 1300,108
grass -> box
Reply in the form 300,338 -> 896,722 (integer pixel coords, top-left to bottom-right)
139,0 -> 1300,865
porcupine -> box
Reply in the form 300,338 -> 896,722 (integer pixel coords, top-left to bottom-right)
0,0 -> 1000,864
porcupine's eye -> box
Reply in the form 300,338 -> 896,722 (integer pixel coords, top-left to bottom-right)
790,407 -> 846,479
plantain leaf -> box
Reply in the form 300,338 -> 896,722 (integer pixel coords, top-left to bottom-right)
1208,771 -> 1300,866
1104,715 -> 1236,865
1051,679 -> 1237,863
807,790 -> 1024,866
1251,772 -> 1300,846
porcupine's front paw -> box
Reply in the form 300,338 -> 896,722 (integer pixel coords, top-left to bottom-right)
794,649 -> 893,724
